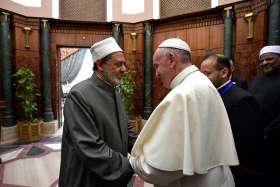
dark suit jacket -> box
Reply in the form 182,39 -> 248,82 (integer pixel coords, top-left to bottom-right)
219,83 -> 263,173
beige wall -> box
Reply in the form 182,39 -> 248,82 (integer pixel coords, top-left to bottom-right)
112,0 -> 154,23
0,0 -> 53,18
219,0 -> 244,6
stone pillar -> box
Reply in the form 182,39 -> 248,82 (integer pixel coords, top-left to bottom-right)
41,20 -> 54,122
0,12 -> 16,127
268,0 -> 280,45
224,7 -> 233,58
112,23 -> 122,46
143,22 -> 153,119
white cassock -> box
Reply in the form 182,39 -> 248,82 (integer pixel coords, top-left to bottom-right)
130,65 -> 239,187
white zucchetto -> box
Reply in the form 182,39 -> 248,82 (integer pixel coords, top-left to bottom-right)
90,37 -> 123,61
159,38 -> 191,53
259,45 -> 280,57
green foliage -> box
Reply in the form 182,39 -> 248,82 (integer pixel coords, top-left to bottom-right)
14,67 -> 40,123
116,70 -> 135,118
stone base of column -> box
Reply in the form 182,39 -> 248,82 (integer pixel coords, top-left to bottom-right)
1,125 -> 18,144
42,120 -> 58,136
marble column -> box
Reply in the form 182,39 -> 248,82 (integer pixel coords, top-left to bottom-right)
0,12 -> 16,127
268,0 -> 280,44
224,7 -> 233,58
143,22 -> 153,119
112,23 -> 122,46
41,20 -> 54,122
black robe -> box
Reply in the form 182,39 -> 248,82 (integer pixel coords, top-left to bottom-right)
231,72 -> 248,90
59,73 -> 137,187
219,83 -> 263,187
249,72 -> 280,184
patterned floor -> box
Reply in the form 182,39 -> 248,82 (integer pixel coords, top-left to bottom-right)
0,128 -> 62,187
0,128 -> 152,187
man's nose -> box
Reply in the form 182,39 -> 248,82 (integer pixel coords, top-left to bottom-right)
155,71 -> 160,78
261,60 -> 269,65
121,64 -> 126,72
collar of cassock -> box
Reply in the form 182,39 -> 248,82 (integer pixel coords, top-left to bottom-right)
170,65 -> 199,89
217,80 -> 233,96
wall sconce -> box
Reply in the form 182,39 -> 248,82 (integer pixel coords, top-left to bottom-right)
244,12 -> 256,40
23,26 -> 32,49
130,33 -> 137,52
130,32 -> 137,64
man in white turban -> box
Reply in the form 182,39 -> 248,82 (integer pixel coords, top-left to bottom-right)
59,37 -> 137,187
249,45 -> 280,186
129,38 -> 239,187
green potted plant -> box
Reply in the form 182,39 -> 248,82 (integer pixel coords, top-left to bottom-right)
117,70 -> 142,133
116,70 -> 135,118
14,67 -> 42,142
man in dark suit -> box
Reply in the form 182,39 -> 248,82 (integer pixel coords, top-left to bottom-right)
249,45 -> 280,186
200,54 -> 263,187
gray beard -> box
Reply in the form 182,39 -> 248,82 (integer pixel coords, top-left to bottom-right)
103,67 -> 121,86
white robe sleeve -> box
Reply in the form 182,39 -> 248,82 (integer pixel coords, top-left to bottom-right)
129,155 -> 184,186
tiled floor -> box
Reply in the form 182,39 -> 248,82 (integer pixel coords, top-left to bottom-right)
0,128 -> 62,187
0,128 -> 153,187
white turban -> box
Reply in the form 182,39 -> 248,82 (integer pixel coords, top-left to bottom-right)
90,37 -> 123,61
259,45 -> 280,57
159,38 -> 191,53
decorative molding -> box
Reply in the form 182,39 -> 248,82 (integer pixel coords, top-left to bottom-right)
113,23 -> 121,33
0,12 -> 10,22
154,13 -> 223,33
123,23 -> 145,34
252,0 -> 270,12
50,23 -> 112,35
41,19 -> 48,28
224,6 -> 233,17
144,22 -> 153,33
235,0 -> 270,18
12,14 -> 40,29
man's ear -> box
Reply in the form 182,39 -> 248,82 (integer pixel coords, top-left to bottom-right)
95,60 -> 104,72
168,52 -> 177,69
221,67 -> 230,78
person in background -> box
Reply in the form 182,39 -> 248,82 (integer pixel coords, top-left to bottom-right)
59,37 -> 137,187
229,60 -> 248,89
249,45 -> 280,186
201,53 -> 263,187
129,38 -> 239,187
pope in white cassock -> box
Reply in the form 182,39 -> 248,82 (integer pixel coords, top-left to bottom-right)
129,38 -> 239,187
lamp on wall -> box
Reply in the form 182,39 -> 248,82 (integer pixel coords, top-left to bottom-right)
23,26 -> 32,49
244,12 -> 256,40
130,32 -> 137,63
130,32 -> 137,52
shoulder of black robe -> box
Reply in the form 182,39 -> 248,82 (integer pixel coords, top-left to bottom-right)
222,85 -> 263,172
232,72 -> 248,90
249,73 -> 280,128
59,74 -> 134,187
